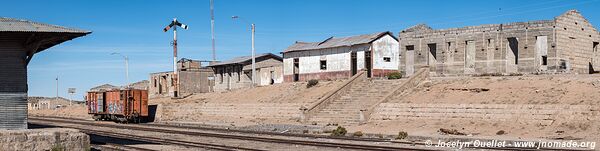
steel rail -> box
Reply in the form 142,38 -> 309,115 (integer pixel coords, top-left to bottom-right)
29,117 -> 434,151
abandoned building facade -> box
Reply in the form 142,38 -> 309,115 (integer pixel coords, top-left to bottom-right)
0,17 -> 89,129
399,10 -> 600,76
149,58 -> 214,97
208,53 -> 283,91
282,32 -> 400,82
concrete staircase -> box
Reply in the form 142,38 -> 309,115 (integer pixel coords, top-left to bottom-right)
308,79 -> 404,126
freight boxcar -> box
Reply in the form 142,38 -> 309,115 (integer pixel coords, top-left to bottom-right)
86,89 -> 148,123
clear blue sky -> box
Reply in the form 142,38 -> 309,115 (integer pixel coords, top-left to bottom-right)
1,0 -> 599,101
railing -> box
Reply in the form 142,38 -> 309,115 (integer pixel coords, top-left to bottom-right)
300,70 -> 367,122
359,68 -> 429,124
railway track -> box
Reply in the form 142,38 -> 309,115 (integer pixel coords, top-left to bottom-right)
85,128 -> 264,151
29,116 -> 435,151
30,116 -> 590,151
91,143 -> 158,151
30,119 -> 266,151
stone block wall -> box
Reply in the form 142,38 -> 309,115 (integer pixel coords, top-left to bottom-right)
555,10 -> 600,73
400,21 -> 558,76
0,128 -> 89,151
371,103 -> 598,125
399,10 -> 600,76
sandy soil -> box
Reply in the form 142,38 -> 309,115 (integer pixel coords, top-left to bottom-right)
153,80 -> 345,126
29,104 -> 89,119
152,80 -> 344,105
353,74 -> 600,142
349,117 -> 599,142
392,74 -> 600,105
30,75 -> 600,143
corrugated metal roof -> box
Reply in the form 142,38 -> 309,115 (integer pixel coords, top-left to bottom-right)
208,53 -> 282,67
0,17 -> 90,33
283,31 -> 396,53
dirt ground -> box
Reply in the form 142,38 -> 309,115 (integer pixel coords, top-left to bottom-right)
392,74 -> 600,105
153,80 -> 345,126
29,104 -> 89,119
151,80 -> 344,105
352,74 -> 600,143
30,75 -> 600,143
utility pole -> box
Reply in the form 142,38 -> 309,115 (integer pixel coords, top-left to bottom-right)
111,52 -> 129,87
54,76 -> 58,109
232,16 -> 256,87
210,0 -> 216,61
251,23 -> 255,87
55,77 -> 58,98
163,18 -> 188,97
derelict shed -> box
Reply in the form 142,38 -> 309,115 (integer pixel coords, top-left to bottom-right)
208,53 -> 283,91
0,17 -> 90,129
282,31 -> 400,82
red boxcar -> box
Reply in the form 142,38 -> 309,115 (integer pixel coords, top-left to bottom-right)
86,89 -> 148,123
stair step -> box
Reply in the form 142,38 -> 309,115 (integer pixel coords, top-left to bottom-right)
307,79 -> 407,125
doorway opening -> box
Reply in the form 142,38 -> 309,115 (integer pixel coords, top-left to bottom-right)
351,52 -> 357,76
508,37 -> 519,65
428,43 -> 437,63
293,58 -> 299,82
365,51 -> 372,77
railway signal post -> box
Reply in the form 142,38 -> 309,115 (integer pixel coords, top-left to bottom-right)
163,18 -> 188,98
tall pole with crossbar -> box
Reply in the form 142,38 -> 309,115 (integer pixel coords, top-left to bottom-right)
163,18 -> 188,97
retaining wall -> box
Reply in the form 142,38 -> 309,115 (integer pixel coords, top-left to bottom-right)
372,103 -> 599,125
0,128 -> 89,151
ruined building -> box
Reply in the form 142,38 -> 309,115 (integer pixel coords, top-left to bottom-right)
0,17 -> 89,129
282,31 -> 400,82
149,58 -> 214,97
208,53 -> 283,91
399,10 -> 600,76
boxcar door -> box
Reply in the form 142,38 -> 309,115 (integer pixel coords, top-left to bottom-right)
97,93 -> 104,113
141,90 -> 148,116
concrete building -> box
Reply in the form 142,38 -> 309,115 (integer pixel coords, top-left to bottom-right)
208,53 -> 283,91
399,10 -> 600,76
0,17 -> 89,129
27,97 -> 74,110
282,31 -> 399,82
149,58 -> 214,97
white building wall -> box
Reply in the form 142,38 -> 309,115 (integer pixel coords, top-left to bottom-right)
299,55 -> 320,74
325,52 -> 350,72
372,35 -> 400,70
357,51 -> 365,70
283,58 -> 294,75
299,53 -> 348,73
